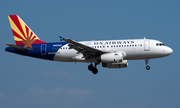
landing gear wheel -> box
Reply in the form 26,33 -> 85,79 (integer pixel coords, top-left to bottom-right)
92,68 -> 98,74
88,63 -> 99,74
145,59 -> 150,70
146,66 -> 150,70
88,64 -> 94,71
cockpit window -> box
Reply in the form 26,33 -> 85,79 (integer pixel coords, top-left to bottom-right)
156,43 -> 165,46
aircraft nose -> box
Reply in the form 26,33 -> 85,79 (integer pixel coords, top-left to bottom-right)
166,47 -> 173,55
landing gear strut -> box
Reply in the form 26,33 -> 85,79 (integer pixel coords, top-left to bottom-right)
88,63 -> 99,74
145,59 -> 150,70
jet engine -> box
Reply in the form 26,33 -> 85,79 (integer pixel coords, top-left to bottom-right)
102,60 -> 128,68
100,52 -> 123,63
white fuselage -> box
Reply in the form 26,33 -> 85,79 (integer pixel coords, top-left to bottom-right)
54,39 -> 173,63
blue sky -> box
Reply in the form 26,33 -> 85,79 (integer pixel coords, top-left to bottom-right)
0,0 -> 180,108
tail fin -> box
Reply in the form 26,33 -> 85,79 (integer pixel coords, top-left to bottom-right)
8,15 -> 46,48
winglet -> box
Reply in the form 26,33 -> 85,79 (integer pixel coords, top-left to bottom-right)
59,36 -> 65,41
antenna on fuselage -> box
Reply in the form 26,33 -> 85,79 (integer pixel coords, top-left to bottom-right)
144,37 -> 146,39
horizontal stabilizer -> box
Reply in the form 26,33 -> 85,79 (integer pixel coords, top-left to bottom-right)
6,44 -> 30,51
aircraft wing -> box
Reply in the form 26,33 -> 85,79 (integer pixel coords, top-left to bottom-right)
62,37 -> 104,57
64,38 -> 103,53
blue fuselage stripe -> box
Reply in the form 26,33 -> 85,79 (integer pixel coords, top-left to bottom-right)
5,42 -> 68,61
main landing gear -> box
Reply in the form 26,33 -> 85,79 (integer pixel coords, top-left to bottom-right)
88,63 -> 99,74
145,59 -> 150,70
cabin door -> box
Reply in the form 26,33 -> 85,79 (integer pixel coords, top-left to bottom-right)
144,40 -> 150,51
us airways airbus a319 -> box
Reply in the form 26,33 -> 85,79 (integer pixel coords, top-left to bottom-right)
5,15 -> 173,74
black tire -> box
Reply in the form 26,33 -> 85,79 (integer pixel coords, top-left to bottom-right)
92,68 -> 98,74
146,66 -> 150,70
88,64 -> 94,71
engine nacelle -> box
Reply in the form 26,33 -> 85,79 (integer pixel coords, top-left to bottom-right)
102,60 -> 128,68
101,52 -> 123,63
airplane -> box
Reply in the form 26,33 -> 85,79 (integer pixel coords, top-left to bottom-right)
5,15 -> 173,74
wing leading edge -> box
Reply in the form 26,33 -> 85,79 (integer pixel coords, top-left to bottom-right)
61,37 -> 105,58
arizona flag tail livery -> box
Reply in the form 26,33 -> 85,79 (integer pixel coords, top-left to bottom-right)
8,15 -> 46,49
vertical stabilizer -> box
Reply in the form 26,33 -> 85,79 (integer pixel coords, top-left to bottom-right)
8,15 -> 46,48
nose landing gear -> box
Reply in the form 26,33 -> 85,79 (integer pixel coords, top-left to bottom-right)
88,63 -> 99,74
145,59 -> 150,70
146,65 -> 150,70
